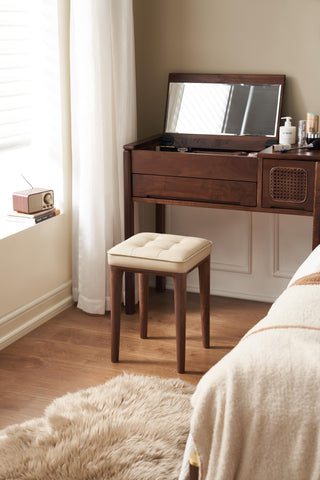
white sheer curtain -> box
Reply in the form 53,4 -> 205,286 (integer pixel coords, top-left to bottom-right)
70,0 -> 137,314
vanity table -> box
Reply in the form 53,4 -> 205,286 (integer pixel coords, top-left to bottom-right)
123,73 -> 320,313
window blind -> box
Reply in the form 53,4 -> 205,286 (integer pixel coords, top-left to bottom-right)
0,0 -> 32,149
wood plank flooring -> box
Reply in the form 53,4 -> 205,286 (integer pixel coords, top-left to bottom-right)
0,290 -> 271,429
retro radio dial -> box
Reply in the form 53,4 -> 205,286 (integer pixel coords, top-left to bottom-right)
44,192 -> 53,204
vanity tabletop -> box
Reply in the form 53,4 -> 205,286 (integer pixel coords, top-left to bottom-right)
259,145 -> 320,160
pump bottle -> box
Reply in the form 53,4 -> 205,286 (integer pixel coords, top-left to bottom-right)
279,117 -> 296,145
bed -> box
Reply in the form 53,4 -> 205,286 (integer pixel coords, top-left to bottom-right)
179,245 -> 320,480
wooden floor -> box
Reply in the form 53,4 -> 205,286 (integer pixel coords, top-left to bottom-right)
0,289 -> 271,429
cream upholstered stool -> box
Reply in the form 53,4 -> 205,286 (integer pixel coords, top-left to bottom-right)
107,232 -> 212,373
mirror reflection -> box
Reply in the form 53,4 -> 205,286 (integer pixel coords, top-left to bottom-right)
165,82 -> 282,137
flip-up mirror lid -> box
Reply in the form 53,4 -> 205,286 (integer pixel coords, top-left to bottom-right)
164,73 -> 285,151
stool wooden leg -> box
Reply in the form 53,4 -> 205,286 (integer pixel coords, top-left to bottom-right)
125,272 -> 135,315
155,204 -> 166,293
110,266 -> 123,362
174,273 -> 187,373
139,273 -> 149,338
198,255 -> 210,348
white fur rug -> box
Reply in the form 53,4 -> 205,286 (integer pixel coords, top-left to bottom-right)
0,373 -> 195,480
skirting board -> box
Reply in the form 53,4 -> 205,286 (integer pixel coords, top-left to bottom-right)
162,278 -> 280,304
0,281 -> 73,351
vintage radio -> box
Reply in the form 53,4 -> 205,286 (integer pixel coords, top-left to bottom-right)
12,188 -> 54,214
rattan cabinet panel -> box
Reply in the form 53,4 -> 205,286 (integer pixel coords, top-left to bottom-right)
262,159 -> 315,211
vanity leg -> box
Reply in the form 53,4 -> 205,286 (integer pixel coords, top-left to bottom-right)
156,204 -> 166,292
312,162 -> 320,250
124,149 -> 136,314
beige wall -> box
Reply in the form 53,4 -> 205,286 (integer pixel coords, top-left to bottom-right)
0,0 -> 72,346
133,0 -> 320,138
0,215 -> 71,315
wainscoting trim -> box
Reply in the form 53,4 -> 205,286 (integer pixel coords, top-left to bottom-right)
0,281 -> 73,351
166,207 -> 253,274
165,277 -> 278,303
213,212 -> 252,274
273,215 -> 295,279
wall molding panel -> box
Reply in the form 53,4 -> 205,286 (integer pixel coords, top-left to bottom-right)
166,206 -> 253,275
272,214 -> 313,280
138,204 -> 312,302
273,215 -> 295,279
212,212 -> 252,274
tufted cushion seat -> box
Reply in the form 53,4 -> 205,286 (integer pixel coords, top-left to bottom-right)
107,232 -> 213,273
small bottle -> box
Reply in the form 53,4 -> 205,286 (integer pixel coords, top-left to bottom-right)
279,116 -> 296,145
306,132 -> 320,145
298,120 -> 306,147
306,112 -> 319,134
306,112 -> 319,144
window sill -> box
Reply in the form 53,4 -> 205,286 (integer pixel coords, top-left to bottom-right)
0,212 -> 63,241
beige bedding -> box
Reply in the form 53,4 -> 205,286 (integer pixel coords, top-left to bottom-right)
191,274 -> 320,480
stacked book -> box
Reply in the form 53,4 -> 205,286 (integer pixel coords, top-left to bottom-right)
7,207 -> 60,224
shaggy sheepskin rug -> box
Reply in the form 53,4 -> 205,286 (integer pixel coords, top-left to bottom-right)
0,373 -> 195,480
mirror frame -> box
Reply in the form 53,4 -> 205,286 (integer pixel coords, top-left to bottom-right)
164,73 -> 286,151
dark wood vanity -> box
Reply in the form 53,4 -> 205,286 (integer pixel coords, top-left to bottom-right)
123,73 -> 320,312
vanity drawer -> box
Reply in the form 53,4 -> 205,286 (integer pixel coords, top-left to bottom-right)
132,150 -> 257,182
262,159 -> 315,211
133,174 -> 257,207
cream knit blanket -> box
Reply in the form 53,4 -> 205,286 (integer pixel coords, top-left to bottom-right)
191,274 -> 320,480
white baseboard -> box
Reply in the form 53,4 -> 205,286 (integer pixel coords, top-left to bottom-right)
184,285 -> 277,303
0,281 -> 73,351
209,287 -> 277,304
163,278 -> 278,304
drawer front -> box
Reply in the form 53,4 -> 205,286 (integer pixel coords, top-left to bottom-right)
133,174 -> 256,207
132,150 -> 257,182
262,159 -> 315,211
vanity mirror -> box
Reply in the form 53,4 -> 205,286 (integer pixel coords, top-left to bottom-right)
164,73 -> 285,151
